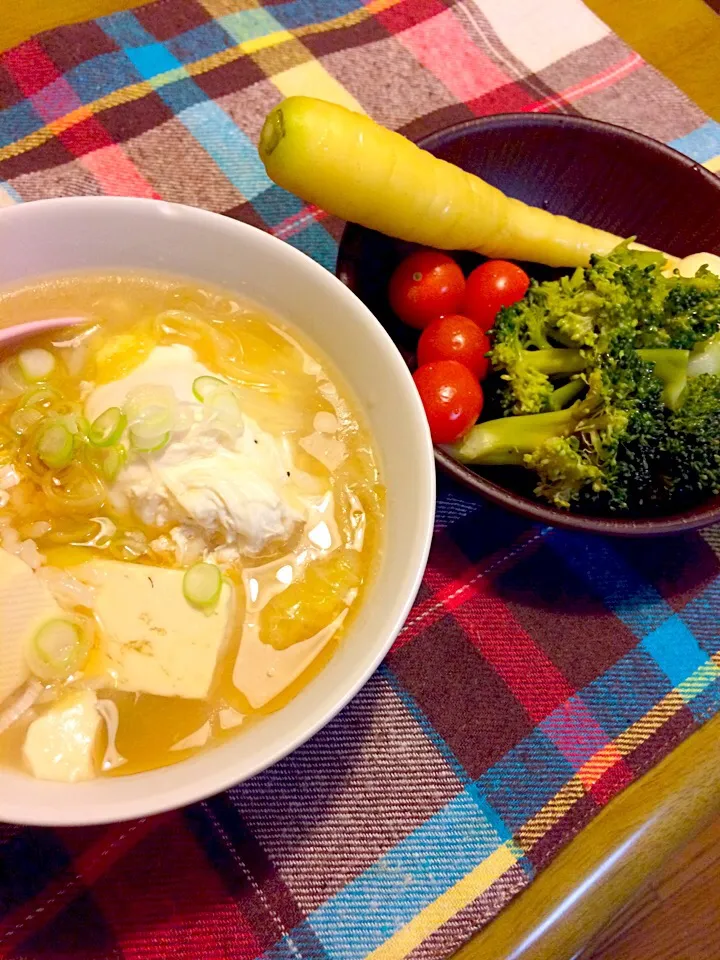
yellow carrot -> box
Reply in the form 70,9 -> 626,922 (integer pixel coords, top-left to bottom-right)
259,96 -> 628,269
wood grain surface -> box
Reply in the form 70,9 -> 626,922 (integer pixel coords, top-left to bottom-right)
582,816 -> 720,960
1,2 -> 720,960
586,0 -> 720,119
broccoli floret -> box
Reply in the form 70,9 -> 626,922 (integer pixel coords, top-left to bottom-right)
491,341 -> 586,415
559,358 -> 665,512
492,244 -> 720,415
455,356 -> 667,511
491,243 -> 663,413
475,243 -> 720,513
526,435 -> 605,509
660,374 -> 720,504
457,356 -> 720,514
579,357 -> 667,512
637,268 -> 720,349
636,349 -> 689,410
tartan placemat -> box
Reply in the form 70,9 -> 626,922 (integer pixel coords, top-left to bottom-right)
2,2 -> 720,959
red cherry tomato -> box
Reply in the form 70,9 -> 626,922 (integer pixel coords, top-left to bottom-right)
389,251 -> 465,329
412,360 -> 483,444
417,314 -> 491,380
462,260 -> 530,331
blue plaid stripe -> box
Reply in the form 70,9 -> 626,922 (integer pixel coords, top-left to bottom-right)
302,791 -> 513,960
670,119 -> 720,164
678,577 -> 720,656
548,531 -> 675,636
476,727 -> 575,833
165,21 -> 236,63
179,99 -> 271,199
0,101 -> 42,149
97,10 -> 158,48
65,52 -> 143,103
0,181 -> 21,202
284,220 -> 338,271
579,648 -> 674,737
269,0 -> 365,30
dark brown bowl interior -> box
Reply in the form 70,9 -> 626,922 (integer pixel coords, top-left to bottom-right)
336,113 -> 720,536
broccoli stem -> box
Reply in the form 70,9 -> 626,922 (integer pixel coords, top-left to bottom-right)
453,408 -> 576,465
548,378 -> 585,411
688,332 -> 720,378
522,348 -> 586,375
637,349 -> 689,410
529,347 -> 688,410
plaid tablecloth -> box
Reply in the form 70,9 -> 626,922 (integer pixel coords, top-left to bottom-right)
2,2 -> 720,958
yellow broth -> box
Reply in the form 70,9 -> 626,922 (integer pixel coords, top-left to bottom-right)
0,273 -> 383,777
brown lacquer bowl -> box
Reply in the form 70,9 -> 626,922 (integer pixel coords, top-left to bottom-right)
337,114 -> 720,536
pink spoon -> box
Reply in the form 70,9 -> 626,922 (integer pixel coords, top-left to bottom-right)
0,316 -> 87,350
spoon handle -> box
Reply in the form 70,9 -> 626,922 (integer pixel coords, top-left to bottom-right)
0,317 -> 86,348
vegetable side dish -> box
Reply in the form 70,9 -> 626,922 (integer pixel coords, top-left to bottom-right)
0,274 -> 383,782
386,244 -> 720,515
259,96 -> 720,518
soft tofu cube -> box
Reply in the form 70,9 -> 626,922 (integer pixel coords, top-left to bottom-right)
76,560 -> 233,699
23,690 -> 102,782
0,548 -> 63,705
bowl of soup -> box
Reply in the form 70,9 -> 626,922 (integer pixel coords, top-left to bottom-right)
0,197 -> 434,826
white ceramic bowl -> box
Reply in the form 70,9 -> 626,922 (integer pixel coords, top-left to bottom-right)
0,197 -> 435,826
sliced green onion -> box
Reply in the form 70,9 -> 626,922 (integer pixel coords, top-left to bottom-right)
10,407 -> 44,435
129,424 -> 170,453
124,385 -> 177,434
101,444 -> 127,482
183,562 -> 222,609
53,413 -> 82,436
132,405 -> 174,435
192,376 -> 226,402
28,619 -> 91,681
18,348 -> 56,382
21,386 -> 58,409
0,359 -> 26,397
89,407 -> 126,447
204,386 -> 243,426
42,464 -> 105,511
36,423 -> 74,468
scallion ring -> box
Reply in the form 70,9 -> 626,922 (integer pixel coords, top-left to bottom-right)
18,349 -> 56,382
203,386 -> 243,426
183,562 -> 222,609
129,423 -> 170,453
10,407 -> 44,436
192,375 -> 226,402
101,444 -> 127,481
36,423 -> 74,468
28,619 -> 91,681
88,407 -> 126,447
